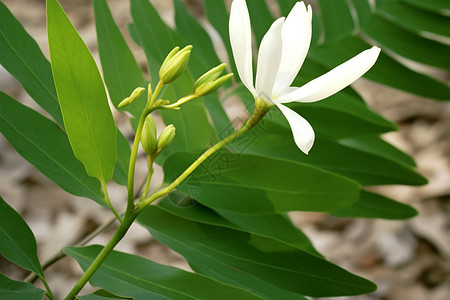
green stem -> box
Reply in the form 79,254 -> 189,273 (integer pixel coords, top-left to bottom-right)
142,156 -> 155,199
42,279 -> 55,300
136,103 -> 269,211
126,81 -> 164,212
64,211 -> 137,300
101,181 -> 122,222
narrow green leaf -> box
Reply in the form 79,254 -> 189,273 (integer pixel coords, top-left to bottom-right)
202,0 -> 237,75
276,0 -> 297,16
246,0 -> 274,45
173,0 -> 220,69
112,130 -> 131,186
130,0 -> 214,153
158,197 -> 321,256
401,0 -> 450,14
0,92 -> 104,204
78,289 -> 134,300
139,206 -> 377,297
173,0 -> 231,133
65,245 -> 265,300
378,1 -> 450,38
332,190 -> 418,219
310,36 -> 450,100
340,135 -> 416,167
318,0 -> 355,41
47,0 -> 117,183
240,120 -> 426,186
93,0 -> 146,117
362,14 -> 450,70
163,151 -> 360,213
0,1 -> 62,125
0,196 -> 44,278
130,0 -> 176,83
0,273 -> 45,300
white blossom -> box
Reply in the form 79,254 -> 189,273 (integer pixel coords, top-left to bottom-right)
229,0 -> 381,154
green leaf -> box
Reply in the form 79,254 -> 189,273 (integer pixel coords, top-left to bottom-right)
78,289 -> 134,300
65,245 -> 265,300
276,0 -> 298,16
130,0 -> 214,153
0,92 -> 104,204
332,190 -> 418,219
202,0 -> 236,76
310,36 -> 450,100
291,94 -> 396,139
112,130 -> 130,186
362,14 -> 450,71
0,273 -> 45,300
378,1 -> 450,38
163,151 -> 360,213
47,0 -> 117,183
0,196 -> 44,278
0,1 -> 62,125
318,0 -> 355,41
236,119 -> 426,186
246,0 -> 274,46
340,134 -> 416,167
139,206 -> 377,298
401,0 -> 450,14
173,0 -> 231,133
93,0 -> 146,117
158,197 -> 321,256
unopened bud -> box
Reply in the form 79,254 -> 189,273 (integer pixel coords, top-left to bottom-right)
195,74 -> 233,96
157,125 -> 176,153
159,45 -> 193,84
194,64 -> 232,96
141,115 -> 157,155
118,87 -> 145,108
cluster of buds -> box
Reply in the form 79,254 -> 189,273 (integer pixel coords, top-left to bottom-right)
141,115 -> 176,157
120,46 -> 234,160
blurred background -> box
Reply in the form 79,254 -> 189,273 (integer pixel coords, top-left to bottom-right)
0,0 -> 449,299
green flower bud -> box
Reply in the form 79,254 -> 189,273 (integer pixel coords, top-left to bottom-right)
141,115 -> 157,155
159,45 -> 193,84
157,125 -> 176,153
194,63 -> 227,90
195,73 -> 233,96
118,87 -> 145,108
194,63 -> 233,96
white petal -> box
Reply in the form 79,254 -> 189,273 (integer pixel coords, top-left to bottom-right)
255,17 -> 284,101
278,46 -> 381,103
275,103 -> 315,154
272,3 -> 312,97
229,0 -> 256,95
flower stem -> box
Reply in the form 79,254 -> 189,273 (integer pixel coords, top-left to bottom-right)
136,103 -> 269,211
126,81 -> 164,212
101,181 -> 122,222
64,211 -> 137,300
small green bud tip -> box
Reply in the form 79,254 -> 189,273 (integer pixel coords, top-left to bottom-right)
194,72 -> 233,96
118,87 -> 145,108
159,45 -> 193,84
141,115 -> 158,155
194,63 -> 227,90
157,124 -> 176,153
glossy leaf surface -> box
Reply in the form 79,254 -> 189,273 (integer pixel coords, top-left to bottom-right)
139,206 -> 377,298
0,92 -> 104,204
0,273 -> 45,300
65,245 -> 264,300
47,0 -> 117,183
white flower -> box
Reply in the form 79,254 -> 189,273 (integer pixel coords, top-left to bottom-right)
229,0 -> 381,154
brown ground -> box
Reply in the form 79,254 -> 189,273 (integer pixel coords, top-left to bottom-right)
0,0 -> 449,299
